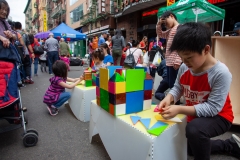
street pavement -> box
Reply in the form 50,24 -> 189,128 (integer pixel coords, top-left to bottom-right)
0,65 -> 239,160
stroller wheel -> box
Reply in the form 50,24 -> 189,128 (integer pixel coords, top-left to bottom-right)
23,133 -> 38,147
27,128 -> 39,136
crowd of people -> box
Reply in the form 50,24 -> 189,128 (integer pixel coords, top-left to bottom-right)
1,0 -> 240,159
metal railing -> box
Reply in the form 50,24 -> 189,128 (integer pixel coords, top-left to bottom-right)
51,5 -> 66,19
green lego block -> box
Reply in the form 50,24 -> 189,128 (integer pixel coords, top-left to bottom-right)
100,88 -> 109,111
126,69 -> 145,92
109,72 -> 125,82
85,80 -> 92,87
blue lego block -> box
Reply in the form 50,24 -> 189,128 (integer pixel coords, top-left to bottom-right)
107,66 -> 122,79
144,79 -> 153,90
135,66 -> 147,72
126,91 -> 144,114
96,77 -> 99,87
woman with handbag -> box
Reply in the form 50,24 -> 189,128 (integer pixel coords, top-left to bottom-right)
28,34 -> 41,76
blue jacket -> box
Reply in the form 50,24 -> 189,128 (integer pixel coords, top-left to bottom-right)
157,59 -> 167,78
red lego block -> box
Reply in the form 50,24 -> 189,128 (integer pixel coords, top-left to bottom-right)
144,90 -> 152,100
96,87 -> 100,97
97,96 -> 100,106
145,72 -> 153,80
109,103 -> 115,116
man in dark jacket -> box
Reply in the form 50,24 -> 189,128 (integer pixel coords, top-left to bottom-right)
155,58 -> 168,101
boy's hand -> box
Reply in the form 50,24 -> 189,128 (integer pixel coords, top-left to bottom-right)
173,64 -> 180,70
158,97 -> 171,111
160,105 -> 179,119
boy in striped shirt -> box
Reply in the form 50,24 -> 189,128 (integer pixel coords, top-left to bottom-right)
156,11 -> 181,105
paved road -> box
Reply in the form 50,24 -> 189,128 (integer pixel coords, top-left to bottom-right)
0,65 -> 239,160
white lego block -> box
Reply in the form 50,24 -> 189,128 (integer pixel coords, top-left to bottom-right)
143,99 -> 152,110
115,104 -> 126,116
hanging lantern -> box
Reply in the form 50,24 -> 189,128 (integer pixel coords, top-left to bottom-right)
66,38 -> 71,41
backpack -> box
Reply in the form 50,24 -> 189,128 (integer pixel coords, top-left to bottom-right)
124,48 -> 137,69
14,33 -> 25,62
0,61 -> 19,109
33,43 -> 44,55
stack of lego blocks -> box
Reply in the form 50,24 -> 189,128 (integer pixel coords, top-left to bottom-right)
96,66 -> 153,116
83,68 -> 98,87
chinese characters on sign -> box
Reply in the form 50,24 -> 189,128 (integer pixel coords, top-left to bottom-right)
43,12 -> 47,32
167,0 -> 175,6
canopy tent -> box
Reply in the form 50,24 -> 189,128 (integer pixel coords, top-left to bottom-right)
34,31 -> 51,39
51,23 -> 86,41
157,0 -> 225,35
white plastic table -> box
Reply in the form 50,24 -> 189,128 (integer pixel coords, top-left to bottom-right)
89,100 -> 187,160
66,85 -> 96,122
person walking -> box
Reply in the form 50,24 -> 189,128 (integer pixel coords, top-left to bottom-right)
44,33 -> 59,75
59,38 -> 70,57
112,29 -> 125,65
28,34 -> 41,76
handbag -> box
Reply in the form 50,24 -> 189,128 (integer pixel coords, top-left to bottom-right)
124,48 -> 137,69
33,43 -> 44,55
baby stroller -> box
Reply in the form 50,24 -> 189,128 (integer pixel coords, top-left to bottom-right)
0,42 -> 38,147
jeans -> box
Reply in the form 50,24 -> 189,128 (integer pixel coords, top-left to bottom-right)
53,92 -> 71,108
47,51 -> 59,74
30,57 -> 39,75
155,77 -> 169,101
166,66 -> 180,104
23,55 -> 31,78
112,49 -> 122,66
186,116 -> 232,160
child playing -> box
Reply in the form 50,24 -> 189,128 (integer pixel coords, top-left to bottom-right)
39,51 -> 47,72
158,22 -> 240,159
91,48 -> 106,71
43,60 -> 81,116
60,54 -> 70,71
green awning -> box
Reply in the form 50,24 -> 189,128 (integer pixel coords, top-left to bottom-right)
158,0 -> 225,23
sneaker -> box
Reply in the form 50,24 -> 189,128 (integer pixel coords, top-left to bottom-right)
51,105 -> 59,112
227,134 -> 240,158
34,74 -> 38,76
50,73 -> 53,76
25,76 -> 34,83
47,106 -> 58,116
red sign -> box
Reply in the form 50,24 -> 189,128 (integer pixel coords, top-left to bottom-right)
142,9 -> 158,17
208,0 -> 226,4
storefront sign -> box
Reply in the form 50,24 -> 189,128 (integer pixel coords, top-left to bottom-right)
43,12 -> 47,32
208,0 -> 226,4
167,0 -> 175,6
142,9 -> 158,17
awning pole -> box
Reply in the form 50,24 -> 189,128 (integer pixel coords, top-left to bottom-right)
221,19 -> 225,37
195,8 -> 198,22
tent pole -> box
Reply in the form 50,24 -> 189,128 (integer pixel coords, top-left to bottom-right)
195,8 -> 198,22
221,19 -> 225,37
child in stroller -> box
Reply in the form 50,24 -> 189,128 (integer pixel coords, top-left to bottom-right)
0,1 -> 38,147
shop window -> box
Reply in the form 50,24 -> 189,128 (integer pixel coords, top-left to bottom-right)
70,4 -> 84,24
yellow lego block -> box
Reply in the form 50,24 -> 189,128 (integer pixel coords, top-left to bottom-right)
99,68 -> 109,91
115,82 -> 126,94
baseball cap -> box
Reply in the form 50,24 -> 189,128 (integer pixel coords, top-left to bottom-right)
102,31 -> 109,35
49,32 -> 54,36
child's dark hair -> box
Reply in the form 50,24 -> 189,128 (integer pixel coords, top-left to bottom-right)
126,43 -> 131,47
161,11 -> 177,20
92,48 -> 105,61
52,60 -> 68,78
0,0 -> 10,19
132,40 -> 139,47
170,22 -> 212,54
100,43 -> 110,55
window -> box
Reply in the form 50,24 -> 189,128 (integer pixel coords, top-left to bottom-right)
70,0 -> 78,6
70,4 -> 84,24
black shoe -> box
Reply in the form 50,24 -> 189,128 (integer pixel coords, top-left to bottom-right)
47,106 -> 58,116
41,67 -> 43,72
227,134 -> 240,158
